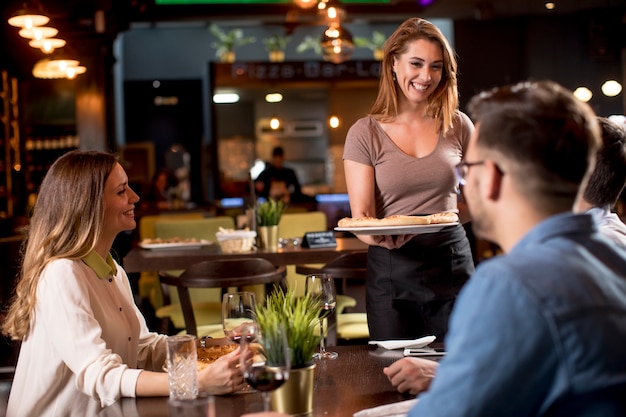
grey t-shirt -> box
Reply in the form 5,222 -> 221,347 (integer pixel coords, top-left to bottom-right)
343,112 -> 473,218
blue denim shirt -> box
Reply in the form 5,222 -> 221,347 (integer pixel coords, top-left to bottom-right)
409,212 -> 626,417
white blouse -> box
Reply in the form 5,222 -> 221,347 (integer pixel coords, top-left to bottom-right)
7,255 -> 168,417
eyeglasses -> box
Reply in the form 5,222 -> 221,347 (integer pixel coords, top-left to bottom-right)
455,161 -> 485,186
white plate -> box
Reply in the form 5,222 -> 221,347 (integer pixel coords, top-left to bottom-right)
139,240 -> 211,250
368,335 -> 436,350
335,222 -> 458,236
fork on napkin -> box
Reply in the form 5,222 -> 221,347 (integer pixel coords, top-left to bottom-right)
353,399 -> 418,417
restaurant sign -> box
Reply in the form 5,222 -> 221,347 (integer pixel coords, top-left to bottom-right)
213,61 -> 381,85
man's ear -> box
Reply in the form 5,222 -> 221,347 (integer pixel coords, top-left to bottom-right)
483,160 -> 503,201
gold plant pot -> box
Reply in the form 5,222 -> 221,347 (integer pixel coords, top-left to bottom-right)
268,50 -> 285,62
220,51 -> 236,63
271,363 -> 315,416
258,225 -> 278,251
373,49 -> 384,61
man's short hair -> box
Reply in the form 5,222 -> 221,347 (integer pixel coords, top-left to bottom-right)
467,80 -> 601,212
583,117 -> 626,208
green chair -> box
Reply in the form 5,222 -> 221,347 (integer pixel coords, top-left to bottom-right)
277,211 -> 328,295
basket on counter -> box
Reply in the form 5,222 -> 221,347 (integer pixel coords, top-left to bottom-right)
215,229 -> 257,253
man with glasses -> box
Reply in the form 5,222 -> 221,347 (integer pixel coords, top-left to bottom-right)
384,80 -> 626,416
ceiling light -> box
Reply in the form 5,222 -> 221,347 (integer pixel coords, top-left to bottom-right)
320,24 -> 355,64
294,0 -> 318,9
29,38 -> 66,54
573,87 -> 592,102
270,116 -> 281,130
320,0 -> 346,23
265,93 -> 283,103
601,80 -> 622,97
8,5 -> 49,29
32,58 -> 85,79
329,115 -> 340,128
18,26 -> 58,40
213,93 -> 240,103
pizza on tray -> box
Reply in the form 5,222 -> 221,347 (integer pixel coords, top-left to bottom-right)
337,211 -> 458,228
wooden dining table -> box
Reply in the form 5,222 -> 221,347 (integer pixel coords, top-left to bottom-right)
122,236 -> 368,274
95,345 -> 420,417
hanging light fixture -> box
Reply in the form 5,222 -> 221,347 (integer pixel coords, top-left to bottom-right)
320,23 -> 355,64
319,0 -> 346,24
294,0 -> 318,9
32,48 -> 86,80
28,38 -> 66,54
18,26 -> 58,40
8,2 -> 49,29
33,58 -> 86,79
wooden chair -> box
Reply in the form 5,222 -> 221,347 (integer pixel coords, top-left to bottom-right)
158,258 -> 286,336
296,251 -> 370,345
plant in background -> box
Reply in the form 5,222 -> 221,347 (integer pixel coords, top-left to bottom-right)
295,35 -> 322,56
354,30 -> 387,60
209,24 -> 256,62
256,198 -> 285,227
263,34 -> 291,52
255,287 -> 321,368
263,34 -> 291,62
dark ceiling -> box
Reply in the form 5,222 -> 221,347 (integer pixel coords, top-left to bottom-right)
1,0 -> 624,78
3,0 -> 624,37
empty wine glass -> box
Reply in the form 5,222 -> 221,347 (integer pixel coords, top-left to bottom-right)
222,291 -> 258,344
305,273 -> 338,360
240,323 -> 290,411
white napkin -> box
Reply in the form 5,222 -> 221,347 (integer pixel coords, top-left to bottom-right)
368,335 -> 436,350
353,399 -> 418,417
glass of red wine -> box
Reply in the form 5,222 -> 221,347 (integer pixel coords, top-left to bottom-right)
222,291 -> 258,344
240,323 -> 290,411
305,273 -> 338,360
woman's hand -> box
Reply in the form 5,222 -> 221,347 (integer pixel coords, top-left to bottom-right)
197,347 -> 246,395
383,357 -> 438,395
357,233 -> 417,250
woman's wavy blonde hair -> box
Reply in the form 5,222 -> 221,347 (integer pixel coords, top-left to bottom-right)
2,150 -> 118,340
370,17 -> 460,135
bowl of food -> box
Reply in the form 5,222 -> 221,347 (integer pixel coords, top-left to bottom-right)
215,228 -> 257,253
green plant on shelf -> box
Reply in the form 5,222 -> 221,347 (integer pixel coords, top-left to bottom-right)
262,34 -> 291,52
295,35 -> 322,56
209,24 -> 256,60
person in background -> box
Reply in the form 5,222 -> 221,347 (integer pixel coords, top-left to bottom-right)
575,116 -> 626,248
343,17 -> 475,341
255,146 -> 303,204
141,168 -> 179,210
1,150 -> 245,417
384,80 -> 626,415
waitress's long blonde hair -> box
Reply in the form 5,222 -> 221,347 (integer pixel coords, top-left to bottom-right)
2,150 -> 117,340
371,17 -> 460,136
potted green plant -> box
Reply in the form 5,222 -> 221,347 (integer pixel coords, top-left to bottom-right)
209,24 -> 256,63
295,35 -> 322,56
254,287 -> 321,415
354,30 -> 387,60
262,34 -> 290,62
256,199 -> 285,250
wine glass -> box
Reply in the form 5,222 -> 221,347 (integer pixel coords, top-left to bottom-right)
305,273 -> 338,360
240,323 -> 290,411
222,291 -> 258,344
